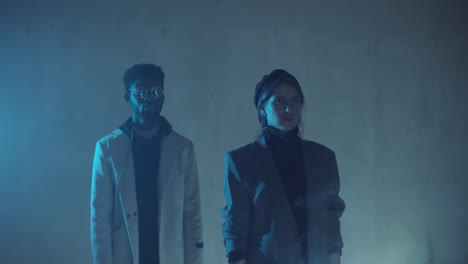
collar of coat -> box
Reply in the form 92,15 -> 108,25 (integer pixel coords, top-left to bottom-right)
119,115 -> 173,139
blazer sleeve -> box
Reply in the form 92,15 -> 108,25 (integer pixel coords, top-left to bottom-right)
327,151 -> 346,255
182,142 -> 204,264
90,141 -> 114,264
221,152 -> 252,257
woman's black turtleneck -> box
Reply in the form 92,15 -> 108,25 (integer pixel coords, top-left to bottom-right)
265,126 -> 308,258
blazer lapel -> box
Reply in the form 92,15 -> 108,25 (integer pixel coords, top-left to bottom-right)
253,137 -> 300,238
109,133 -> 137,211
302,142 -> 328,260
156,132 -> 178,212
107,131 -> 140,263
302,142 -> 322,197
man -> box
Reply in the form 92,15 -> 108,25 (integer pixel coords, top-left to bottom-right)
90,64 -> 203,264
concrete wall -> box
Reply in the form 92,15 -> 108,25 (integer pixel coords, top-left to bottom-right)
1,0 -> 467,263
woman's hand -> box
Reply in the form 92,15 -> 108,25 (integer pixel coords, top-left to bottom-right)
329,252 -> 341,264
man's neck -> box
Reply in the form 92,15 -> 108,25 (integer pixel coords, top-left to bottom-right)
132,118 -> 160,140
132,114 -> 160,131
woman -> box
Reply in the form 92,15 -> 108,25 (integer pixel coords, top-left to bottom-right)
221,69 -> 345,264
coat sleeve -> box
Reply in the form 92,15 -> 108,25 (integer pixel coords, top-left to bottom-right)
90,141 -> 114,264
183,142 -> 204,264
327,151 -> 345,255
220,152 -> 252,257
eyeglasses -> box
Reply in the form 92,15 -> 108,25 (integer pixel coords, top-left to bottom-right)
130,86 -> 164,100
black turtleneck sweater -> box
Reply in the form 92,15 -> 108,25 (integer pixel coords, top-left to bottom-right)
265,126 -> 308,258
132,134 -> 161,264
119,116 -> 173,264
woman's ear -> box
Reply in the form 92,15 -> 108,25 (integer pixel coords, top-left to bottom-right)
258,104 -> 265,116
259,106 -> 266,116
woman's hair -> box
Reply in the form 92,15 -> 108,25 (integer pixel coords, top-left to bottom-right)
254,69 -> 305,135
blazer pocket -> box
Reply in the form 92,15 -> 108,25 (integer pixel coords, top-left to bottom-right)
248,231 -> 275,263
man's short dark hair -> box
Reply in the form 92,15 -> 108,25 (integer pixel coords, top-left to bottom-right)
122,63 -> 165,94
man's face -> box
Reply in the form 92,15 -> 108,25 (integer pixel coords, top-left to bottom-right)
127,77 -> 165,119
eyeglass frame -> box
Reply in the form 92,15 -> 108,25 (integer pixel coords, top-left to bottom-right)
130,86 -> 164,100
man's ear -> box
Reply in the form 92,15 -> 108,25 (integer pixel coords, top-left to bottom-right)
124,94 -> 129,103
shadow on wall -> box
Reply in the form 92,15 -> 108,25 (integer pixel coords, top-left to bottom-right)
426,232 -> 434,264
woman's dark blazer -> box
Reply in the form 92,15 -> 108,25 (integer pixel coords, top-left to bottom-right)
221,135 -> 345,264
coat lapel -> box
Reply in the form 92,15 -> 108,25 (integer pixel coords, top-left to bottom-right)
302,142 -> 322,200
302,142 -> 328,262
109,132 -> 137,214
156,132 -> 178,214
108,131 -> 139,263
253,137 -> 300,238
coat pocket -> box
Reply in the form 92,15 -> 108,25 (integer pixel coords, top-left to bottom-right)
248,231 -> 275,263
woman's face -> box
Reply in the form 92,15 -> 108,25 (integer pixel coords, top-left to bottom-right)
263,83 -> 302,133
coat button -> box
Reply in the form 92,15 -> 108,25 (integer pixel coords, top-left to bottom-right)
134,212 -> 138,217
126,213 -> 131,218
